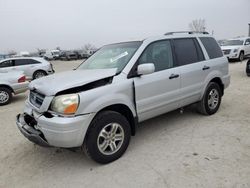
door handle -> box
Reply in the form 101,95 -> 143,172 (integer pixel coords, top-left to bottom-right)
202,65 -> 210,70
169,74 -> 179,79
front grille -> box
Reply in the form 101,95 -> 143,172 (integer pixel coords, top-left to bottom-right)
223,49 -> 231,55
29,90 -> 45,108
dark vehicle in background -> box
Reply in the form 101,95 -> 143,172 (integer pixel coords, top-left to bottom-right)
246,59 -> 250,76
59,51 -> 78,61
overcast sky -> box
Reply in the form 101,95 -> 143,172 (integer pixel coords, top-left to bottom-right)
0,0 -> 249,53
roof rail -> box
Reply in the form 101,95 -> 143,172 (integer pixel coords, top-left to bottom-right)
164,31 -> 209,35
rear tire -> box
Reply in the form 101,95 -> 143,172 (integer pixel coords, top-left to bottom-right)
83,111 -> 131,164
33,70 -> 47,80
197,82 -> 222,115
0,87 -> 12,106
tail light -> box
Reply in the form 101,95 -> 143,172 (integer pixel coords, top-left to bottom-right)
18,76 -> 26,83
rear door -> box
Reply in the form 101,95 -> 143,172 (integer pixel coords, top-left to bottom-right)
133,40 -> 181,122
172,38 -> 205,107
198,37 -> 224,85
14,59 -> 40,78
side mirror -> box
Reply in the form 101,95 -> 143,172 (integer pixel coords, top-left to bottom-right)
245,42 -> 250,45
137,63 -> 155,76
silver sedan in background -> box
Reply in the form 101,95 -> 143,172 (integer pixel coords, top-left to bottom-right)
0,57 -> 55,80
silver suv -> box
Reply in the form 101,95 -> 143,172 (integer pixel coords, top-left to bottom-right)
16,32 -> 230,164
0,57 -> 54,80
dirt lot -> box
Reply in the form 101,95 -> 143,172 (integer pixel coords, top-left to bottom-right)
0,60 -> 249,188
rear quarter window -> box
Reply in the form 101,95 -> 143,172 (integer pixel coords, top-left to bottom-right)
199,37 -> 223,59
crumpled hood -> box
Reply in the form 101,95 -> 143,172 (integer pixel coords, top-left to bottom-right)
221,45 -> 241,50
29,69 -> 117,96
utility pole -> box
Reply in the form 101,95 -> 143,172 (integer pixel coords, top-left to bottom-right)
248,23 -> 250,37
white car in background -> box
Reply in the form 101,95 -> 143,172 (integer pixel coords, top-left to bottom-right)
44,50 -> 60,60
0,70 -> 29,105
0,57 -> 54,80
220,37 -> 250,61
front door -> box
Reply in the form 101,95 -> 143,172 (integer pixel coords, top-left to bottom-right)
133,40 -> 181,122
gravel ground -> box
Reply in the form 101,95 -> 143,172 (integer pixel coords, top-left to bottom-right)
0,60 -> 249,188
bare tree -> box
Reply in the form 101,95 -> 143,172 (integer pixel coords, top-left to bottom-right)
82,43 -> 96,53
7,50 -> 17,56
189,19 -> 206,32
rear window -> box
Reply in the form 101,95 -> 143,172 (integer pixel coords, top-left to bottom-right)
173,38 -> 204,66
199,37 -> 223,59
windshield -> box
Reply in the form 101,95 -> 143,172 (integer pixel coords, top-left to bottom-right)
221,40 -> 244,46
77,41 -> 142,73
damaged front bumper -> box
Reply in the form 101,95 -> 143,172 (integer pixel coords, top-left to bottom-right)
16,114 -> 50,147
16,105 -> 96,148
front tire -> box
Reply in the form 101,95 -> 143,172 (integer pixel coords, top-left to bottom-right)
83,111 -> 131,164
239,51 -> 244,62
0,87 -> 12,106
197,82 -> 222,115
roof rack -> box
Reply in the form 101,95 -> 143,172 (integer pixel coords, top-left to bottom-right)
164,31 -> 209,35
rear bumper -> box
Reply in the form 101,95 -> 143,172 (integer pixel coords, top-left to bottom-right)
12,81 -> 29,94
222,75 -> 230,89
46,69 -> 55,75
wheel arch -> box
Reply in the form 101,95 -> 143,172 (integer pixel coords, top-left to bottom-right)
0,84 -> 14,93
90,103 -> 137,136
209,77 -> 224,96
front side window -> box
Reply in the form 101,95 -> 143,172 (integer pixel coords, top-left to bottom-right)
173,38 -> 204,66
200,37 -> 223,59
0,60 -> 13,68
138,40 -> 174,72
245,39 -> 250,45
78,42 -> 142,73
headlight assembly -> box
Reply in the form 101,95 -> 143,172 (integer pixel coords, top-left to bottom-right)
50,94 -> 79,115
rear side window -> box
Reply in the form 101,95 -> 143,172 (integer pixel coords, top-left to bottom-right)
15,59 -> 29,66
14,59 -> 40,66
199,37 -> 223,59
173,38 -> 204,66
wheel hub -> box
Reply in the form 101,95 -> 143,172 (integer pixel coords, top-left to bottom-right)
97,123 -> 125,155
208,89 -> 219,110
0,91 -> 9,103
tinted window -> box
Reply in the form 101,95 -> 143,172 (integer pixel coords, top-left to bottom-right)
29,59 -> 40,64
14,59 -> 39,66
0,60 -> 13,68
173,38 -> 204,66
200,37 -> 223,59
15,59 -> 30,66
138,40 -> 174,72
245,39 -> 250,45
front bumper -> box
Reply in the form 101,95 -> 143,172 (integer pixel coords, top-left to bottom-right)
224,52 -> 239,59
16,109 -> 95,148
16,114 -> 50,147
